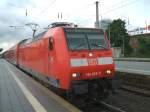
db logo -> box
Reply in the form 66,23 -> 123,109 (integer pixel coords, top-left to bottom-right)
88,58 -> 98,65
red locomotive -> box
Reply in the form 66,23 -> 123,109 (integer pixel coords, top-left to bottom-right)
4,22 -> 115,99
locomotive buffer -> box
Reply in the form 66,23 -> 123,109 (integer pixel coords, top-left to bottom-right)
0,59 -> 81,112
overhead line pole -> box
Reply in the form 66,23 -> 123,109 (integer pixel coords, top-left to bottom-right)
95,1 -> 100,28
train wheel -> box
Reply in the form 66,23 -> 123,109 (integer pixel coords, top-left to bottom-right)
66,90 -> 74,100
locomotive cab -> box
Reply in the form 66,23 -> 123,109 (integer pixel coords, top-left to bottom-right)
62,28 -> 115,99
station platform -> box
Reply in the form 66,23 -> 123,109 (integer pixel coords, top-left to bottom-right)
0,59 -> 81,112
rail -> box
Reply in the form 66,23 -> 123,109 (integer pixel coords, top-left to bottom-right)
100,101 -> 126,112
115,68 -> 150,97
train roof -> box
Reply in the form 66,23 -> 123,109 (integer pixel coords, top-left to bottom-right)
63,27 -> 104,32
41,22 -> 105,35
48,22 -> 75,28
19,39 -> 28,44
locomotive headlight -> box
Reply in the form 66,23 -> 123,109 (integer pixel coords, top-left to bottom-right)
105,70 -> 111,74
72,73 -> 80,78
72,73 -> 77,77
89,53 -> 93,57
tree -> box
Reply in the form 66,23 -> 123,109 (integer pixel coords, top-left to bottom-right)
106,19 -> 132,55
138,37 -> 150,56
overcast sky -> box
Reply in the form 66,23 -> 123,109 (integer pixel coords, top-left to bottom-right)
0,0 -> 149,51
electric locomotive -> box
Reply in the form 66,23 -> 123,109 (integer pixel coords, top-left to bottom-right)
5,22 -> 115,99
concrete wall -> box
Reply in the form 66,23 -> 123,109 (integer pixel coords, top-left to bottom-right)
112,47 -> 122,58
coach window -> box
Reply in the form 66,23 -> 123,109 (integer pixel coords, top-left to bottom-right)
49,37 -> 54,50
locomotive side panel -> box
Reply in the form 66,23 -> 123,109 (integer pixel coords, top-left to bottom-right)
18,38 -> 48,82
51,28 -> 71,90
43,28 -> 71,90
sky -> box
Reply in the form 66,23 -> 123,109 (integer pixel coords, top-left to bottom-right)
0,0 -> 150,51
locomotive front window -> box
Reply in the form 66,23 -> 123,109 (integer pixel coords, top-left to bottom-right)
67,33 -> 89,50
65,28 -> 108,51
87,34 -> 108,50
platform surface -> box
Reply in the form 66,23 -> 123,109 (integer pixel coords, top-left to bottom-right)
0,59 -> 81,112
115,61 -> 150,75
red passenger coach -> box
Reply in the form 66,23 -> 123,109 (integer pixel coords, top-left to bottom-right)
3,39 -> 28,66
5,22 -> 115,99
3,44 -> 18,65
4,45 -> 17,64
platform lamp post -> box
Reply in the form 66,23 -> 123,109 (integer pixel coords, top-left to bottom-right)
25,23 -> 39,38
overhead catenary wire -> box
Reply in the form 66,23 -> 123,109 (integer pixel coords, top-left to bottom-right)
39,1 -> 93,20
101,0 -> 140,15
62,0 -> 140,20
85,0 -> 140,17
31,0 -> 95,26
100,0 -> 130,13
32,0 -> 57,22
27,0 -> 141,29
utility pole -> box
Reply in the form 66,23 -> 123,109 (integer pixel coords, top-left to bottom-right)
122,36 -> 125,57
95,1 -> 100,28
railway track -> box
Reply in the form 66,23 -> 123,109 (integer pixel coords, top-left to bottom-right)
71,97 -> 126,112
100,101 -> 126,112
115,72 -> 150,97
120,84 -> 150,97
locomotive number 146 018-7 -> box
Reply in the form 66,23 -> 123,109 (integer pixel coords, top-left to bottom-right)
85,71 -> 102,77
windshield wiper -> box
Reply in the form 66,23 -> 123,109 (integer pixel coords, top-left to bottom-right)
91,43 -> 107,49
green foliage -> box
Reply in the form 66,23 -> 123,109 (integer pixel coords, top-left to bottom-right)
128,35 -> 150,57
107,19 -> 126,46
138,37 -> 150,55
146,38 -> 150,52
124,36 -> 132,55
106,19 -> 132,55
107,19 -> 150,57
